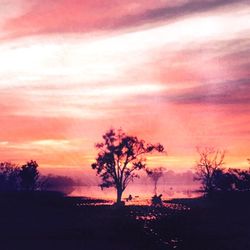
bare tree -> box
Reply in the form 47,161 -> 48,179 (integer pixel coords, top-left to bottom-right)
91,129 -> 164,205
146,167 -> 165,195
194,147 -> 225,194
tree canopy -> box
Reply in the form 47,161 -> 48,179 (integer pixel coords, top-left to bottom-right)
20,160 -> 39,191
91,129 -> 164,204
195,147 -> 225,194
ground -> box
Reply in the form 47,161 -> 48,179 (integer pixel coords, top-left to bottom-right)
0,192 -> 250,250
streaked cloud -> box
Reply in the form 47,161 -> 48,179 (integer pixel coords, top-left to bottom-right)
170,80 -> 250,105
0,0 -> 249,173
1,0 -> 249,39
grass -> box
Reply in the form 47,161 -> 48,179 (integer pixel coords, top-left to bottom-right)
0,191 -> 250,250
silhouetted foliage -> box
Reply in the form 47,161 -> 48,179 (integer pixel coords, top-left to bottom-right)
0,162 -> 20,191
194,147 -> 225,194
212,168 -> 234,191
20,160 -> 39,191
91,128 -> 164,204
195,154 -> 250,194
40,174 -> 75,195
0,160 -> 75,195
227,168 -> 250,191
146,167 -> 165,195
151,194 -> 163,207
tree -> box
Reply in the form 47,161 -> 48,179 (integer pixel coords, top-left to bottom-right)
20,160 -> 39,191
146,167 -> 165,195
194,147 -> 225,194
212,168 -> 234,192
0,162 -> 20,191
91,129 -> 164,205
228,168 -> 250,191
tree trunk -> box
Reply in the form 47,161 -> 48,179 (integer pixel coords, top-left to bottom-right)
154,182 -> 157,195
116,187 -> 123,204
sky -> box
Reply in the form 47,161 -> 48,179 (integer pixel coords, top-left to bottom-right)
0,0 -> 249,176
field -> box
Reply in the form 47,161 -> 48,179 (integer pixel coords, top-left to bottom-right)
0,192 -> 250,250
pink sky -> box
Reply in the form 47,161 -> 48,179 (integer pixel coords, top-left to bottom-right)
0,0 -> 249,176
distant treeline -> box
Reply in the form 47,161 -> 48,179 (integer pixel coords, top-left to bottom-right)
205,168 -> 250,193
194,148 -> 250,194
0,161 -> 75,194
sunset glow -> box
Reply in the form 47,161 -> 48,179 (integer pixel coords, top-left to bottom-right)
0,0 -> 249,176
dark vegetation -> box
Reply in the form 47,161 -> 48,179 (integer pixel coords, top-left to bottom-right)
160,193 -> 250,250
92,128 -> 164,205
194,147 -> 250,195
0,131 -> 249,250
1,191 -> 250,250
0,161 -> 39,191
0,161 -> 75,194
0,193 -> 167,250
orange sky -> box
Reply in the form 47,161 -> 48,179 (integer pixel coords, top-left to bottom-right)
0,0 -> 249,176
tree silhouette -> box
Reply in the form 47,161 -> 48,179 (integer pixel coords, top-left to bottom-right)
20,160 -> 39,191
0,162 -> 20,191
212,168 -> 234,192
91,129 -> 164,205
194,147 -> 225,194
146,167 -> 165,195
228,168 -> 250,191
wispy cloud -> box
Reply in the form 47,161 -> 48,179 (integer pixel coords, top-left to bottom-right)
1,0 -> 249,39
0,0 -> 249,172
169,79 -> 250,105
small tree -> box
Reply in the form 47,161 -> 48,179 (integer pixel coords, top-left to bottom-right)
0,162 -> 20,191
194,147 -> 225,194
20,160 -> 39,191
146,167 -> 165,195
91,129 -> 164,205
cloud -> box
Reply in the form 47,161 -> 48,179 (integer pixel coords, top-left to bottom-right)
116,0 -> 249,29
0,0 -> 249,172
1,0 -> 249,39
1,0 -> 164,39
169,79 -> 250,105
